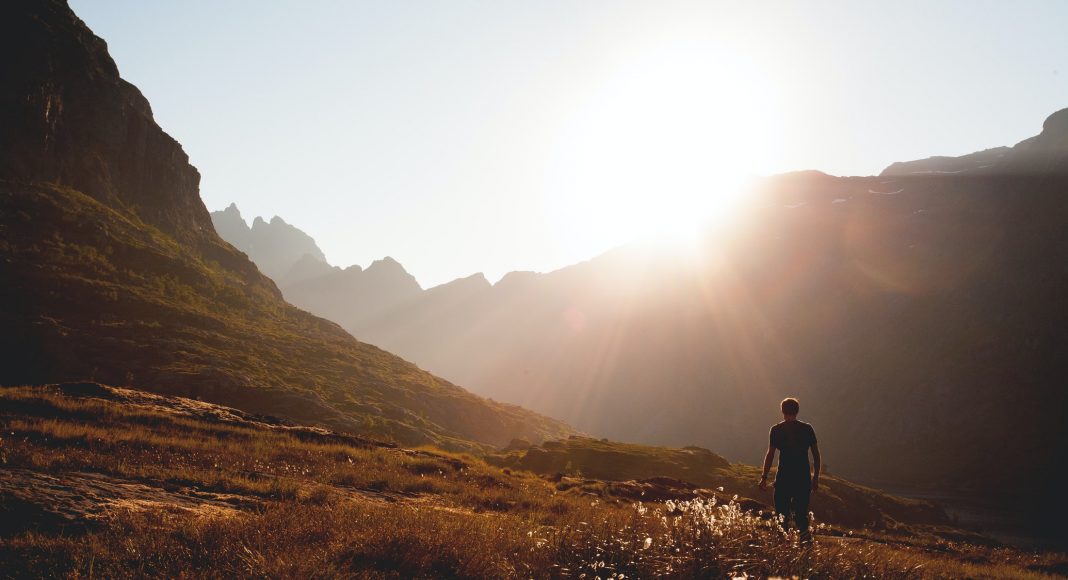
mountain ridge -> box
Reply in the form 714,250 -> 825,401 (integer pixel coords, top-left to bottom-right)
209,203 -> 328,282
0,0 -> 573,451
216,107 -> 1068,541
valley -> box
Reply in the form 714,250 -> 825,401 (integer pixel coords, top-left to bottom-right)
221,129 -> 1068,544
2,0 -> 1067,575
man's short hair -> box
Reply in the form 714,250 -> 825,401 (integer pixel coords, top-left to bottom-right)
781,397 -> 800,415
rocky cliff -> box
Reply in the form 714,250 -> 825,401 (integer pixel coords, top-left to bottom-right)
0,0 -> 573,450
1,0 -> 211,244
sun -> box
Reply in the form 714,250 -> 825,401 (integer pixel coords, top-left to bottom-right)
545,40 -> 782,252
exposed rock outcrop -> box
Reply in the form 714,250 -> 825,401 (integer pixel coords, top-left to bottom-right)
0,0 -> 210,244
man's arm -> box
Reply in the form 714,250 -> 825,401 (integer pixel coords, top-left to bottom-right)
759,444 -> 775,490
810,442 -> 822,491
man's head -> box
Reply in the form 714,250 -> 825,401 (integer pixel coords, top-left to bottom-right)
781,397 -> 800,418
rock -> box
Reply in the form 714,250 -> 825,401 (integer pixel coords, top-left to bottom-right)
0,468 -> 255,534
0,0 -> 209,244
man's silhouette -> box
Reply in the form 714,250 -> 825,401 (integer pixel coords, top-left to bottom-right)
758,397 -> 821,540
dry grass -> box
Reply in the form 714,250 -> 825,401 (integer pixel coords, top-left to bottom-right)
1,385 -> 1064,579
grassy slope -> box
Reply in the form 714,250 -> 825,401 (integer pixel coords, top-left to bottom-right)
0,181 -> 572,450
2,384 -> 1064,579
488,437 -> 954,533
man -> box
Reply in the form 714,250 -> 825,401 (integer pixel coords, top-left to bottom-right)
758,397 -> 821,540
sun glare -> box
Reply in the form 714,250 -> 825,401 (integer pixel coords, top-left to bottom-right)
546,41 -> 782,253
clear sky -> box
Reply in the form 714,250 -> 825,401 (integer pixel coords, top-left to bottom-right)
71,1 -> 1068,287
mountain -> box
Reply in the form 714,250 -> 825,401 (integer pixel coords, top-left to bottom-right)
223,109 -> 1068,541
209,203 -> 255,256
207,203 -> 426,317
879,146 -> 1010,176
283,257 -> 424,330
0,0 -> 572,451
282,251 -> 338,286
209,203 -> 328,283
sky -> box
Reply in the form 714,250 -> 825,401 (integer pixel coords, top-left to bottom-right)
71,1 -> 1068,287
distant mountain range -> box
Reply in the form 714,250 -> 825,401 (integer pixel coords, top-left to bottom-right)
218,109 -> 1068,540
0,0 -> 572,451
9,0 -> 1065,543
209,204 -> 429,328
210,203 -> 330,284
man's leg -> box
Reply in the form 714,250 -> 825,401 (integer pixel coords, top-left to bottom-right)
794,483 -> 812,541
773,484 -> 790,530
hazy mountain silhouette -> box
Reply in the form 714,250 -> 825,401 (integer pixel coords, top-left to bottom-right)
283,251 -> 339,286
880,146 -> 1010,176
223,108 -> 1068,540
208,203 -> 430,318
284,257 -> 424,330
0,0 -> 572,450
210,203 -> 328,284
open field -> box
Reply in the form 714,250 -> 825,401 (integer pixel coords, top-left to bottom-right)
2,383 -> 1065,579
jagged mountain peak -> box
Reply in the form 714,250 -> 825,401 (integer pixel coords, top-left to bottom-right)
366,257 -> 421,289
372,255 -> 401,266
211,203 -> 251,232
367,256 -> 407,274
1,0 -> 572,454
250,215 -> 294,230
210,204 -> 327,279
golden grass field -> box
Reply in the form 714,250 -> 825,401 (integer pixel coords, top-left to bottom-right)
2,384 -> 1065,579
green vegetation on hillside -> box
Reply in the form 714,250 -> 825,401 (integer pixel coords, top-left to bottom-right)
0,181 -> 572,450
1,0 -> 571,453
2,384 -> 1063,579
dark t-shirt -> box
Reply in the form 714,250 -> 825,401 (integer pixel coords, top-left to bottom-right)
770,420 -> 817,485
